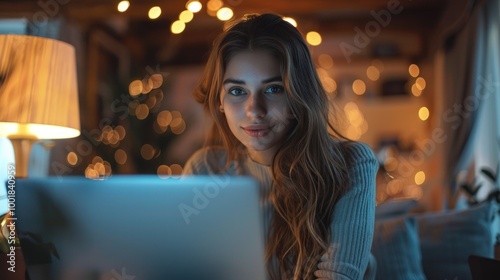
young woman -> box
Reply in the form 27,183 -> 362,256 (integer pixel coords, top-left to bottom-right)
182,13 -> 378,280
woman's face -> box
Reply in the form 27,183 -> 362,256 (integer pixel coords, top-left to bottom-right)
220,50 -> 295,165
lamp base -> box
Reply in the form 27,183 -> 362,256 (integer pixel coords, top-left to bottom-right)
8,137 -> 37,178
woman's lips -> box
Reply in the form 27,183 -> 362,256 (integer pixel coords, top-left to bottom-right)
242,125 -> 271,137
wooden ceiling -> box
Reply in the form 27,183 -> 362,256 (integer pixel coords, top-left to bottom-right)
0,0 -> 449,65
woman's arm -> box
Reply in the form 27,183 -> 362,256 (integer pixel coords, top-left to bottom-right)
314,142 -> 379,280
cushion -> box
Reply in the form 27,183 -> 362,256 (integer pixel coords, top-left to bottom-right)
371,216 -> 426,280
375,198 -> 419,220
415,201 -> 497,280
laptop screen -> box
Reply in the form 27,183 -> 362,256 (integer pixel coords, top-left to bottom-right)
13,175 -> 267,280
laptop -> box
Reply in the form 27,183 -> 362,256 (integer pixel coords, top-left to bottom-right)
468,255 -> 500,280
12,175 -> 267,280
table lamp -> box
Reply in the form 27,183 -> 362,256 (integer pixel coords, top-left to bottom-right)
0,34 -> 80,178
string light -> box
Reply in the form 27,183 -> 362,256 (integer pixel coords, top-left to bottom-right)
217,7 -> 233,21
419,107 -> 430,121
186,0 -> 202,13
306,31 -> 322,46
415,77 -> 426,90
352,79 -> 366,95
408,64 -> 420,77
179,10 -> 194,23
117,1 -> 130,12
148,6 -> 162,19
171,20 -> 186,34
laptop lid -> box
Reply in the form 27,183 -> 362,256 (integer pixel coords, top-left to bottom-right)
13,175 -> 267,280
468,255 -> 500,280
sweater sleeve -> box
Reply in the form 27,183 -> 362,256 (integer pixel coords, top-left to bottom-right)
314,142 -> 379,280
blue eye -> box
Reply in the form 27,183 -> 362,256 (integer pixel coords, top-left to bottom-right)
228,87 -> 246,96
265,85 -> 284,94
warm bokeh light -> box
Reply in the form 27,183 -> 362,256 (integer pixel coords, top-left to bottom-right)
415,77 -> 426,90
136,104 -> 150,120
316,67 -> 329,79
282,17 -> 297,27
411,83 -> 422,96
85,166 -> 99,179
414,171 -> 426,185
186,0 -> 202,13
115,149 -> 127,165
318,54 -> 333,69
129,80 -> 143,97
366,65 -> 380,81
352,79 -> 366,95
419,106 -> 430,121
217,7 -> 233,21
107,130 -> 120,145
85,157 -> 112,179
316,68 -> 336,94
171,20 -> 186,34
141,144 -> 155,160
117,1 -> 130,12
306,31 -> 322,46
321,76 -> 337,93
170,164 -> 183,175
409,64 -> 420,77
100,126 -> 111,143
149,74 -> 163,89
92,156 -> 103,164
157,110 -> 173,127
171,110 -> 182,119
115,125 -> 126,140
157,165 -> 172,178
179,10 -> 194,23
347,109 -> 364,127
142,78 -> 153,94
67,152 -> 78,166
343,101 -> 367,139
148,6 -> 162,19
94,162 -> 105,174
171,118 -> 186,135
207,0 -> 223,11
344,102 -> 359,112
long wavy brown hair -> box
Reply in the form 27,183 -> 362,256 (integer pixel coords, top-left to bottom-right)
193,13 -> 351,279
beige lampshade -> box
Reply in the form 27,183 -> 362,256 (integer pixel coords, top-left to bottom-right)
0,34 -> 80,139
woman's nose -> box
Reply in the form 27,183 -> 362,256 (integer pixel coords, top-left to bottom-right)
245,94 -> 265,119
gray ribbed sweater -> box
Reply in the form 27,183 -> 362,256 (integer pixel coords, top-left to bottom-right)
182,141 -> 378,280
